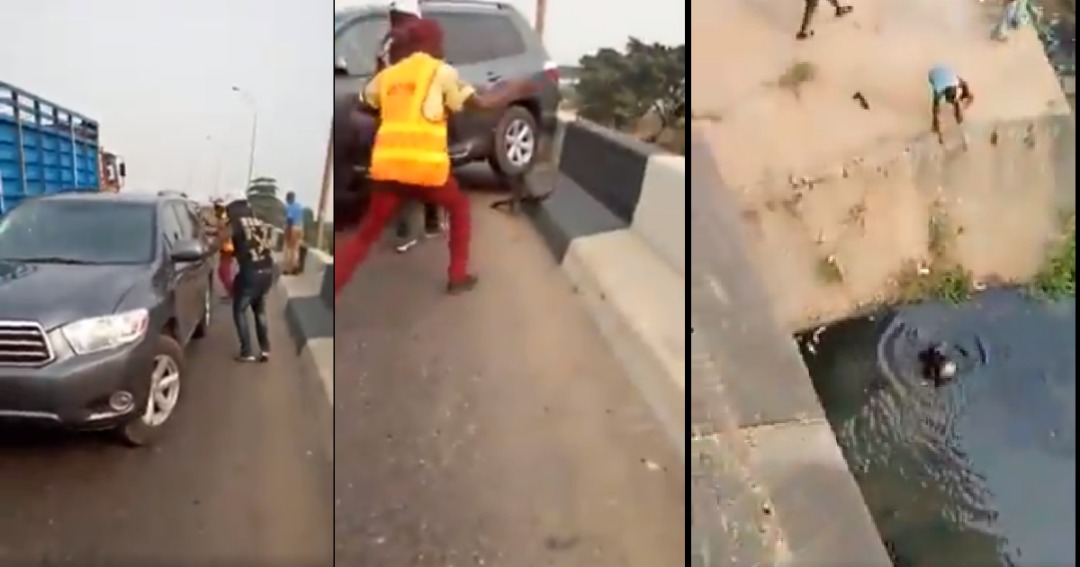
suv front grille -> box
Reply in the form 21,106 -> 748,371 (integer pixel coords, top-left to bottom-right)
0,322 -> 54,366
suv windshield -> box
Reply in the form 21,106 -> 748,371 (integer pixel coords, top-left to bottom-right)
0,199 -> 156,264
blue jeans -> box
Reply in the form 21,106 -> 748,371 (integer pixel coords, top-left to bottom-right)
232,271 -> 272,356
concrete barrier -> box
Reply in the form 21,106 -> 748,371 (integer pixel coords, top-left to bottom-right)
689,128 -> 891,566
526,115 -> 686,458
263,223 -> 334,433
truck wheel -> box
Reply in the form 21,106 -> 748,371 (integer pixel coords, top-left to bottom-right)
117,335 -> 185,447
489,106 -> 539,178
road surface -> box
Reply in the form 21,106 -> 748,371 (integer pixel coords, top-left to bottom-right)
334,168 -> 685,566
0,290 -> 333,566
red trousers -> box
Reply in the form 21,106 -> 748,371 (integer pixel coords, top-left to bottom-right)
334,175 -> 471,297
218,253 -> 234,295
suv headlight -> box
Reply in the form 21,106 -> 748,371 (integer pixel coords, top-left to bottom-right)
61,309 -> 150,356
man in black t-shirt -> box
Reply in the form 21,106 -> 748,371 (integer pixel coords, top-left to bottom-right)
226,198 -> 275,362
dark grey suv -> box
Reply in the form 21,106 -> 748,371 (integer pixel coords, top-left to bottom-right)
0,193 -> 214,446
333,0 -> 562,223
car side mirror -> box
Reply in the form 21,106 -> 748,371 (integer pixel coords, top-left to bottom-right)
334,57 -> 349,76
171,238 -> 208,262
118,163 -> 127,178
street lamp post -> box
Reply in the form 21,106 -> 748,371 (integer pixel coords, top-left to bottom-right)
231,86 -> 258,191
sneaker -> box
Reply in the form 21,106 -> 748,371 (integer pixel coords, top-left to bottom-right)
796,30 -> 814,40
236,354 -> 259,363
836,5 -> 853,16
423,225 -> 443,239
395,238 -> 419,253
446,274 -> 479,295
258,352 -> 270,362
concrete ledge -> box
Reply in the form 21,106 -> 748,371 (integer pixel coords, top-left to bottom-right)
689,127 -> 890,565
633,155 -> 687,275
525,115 -> 687,462
279,250 -> 334,416
562,230 -> 685,458
527,165 -> 627,262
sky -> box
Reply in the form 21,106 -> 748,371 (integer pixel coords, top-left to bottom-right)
2,0 -> 331,217
333,0 -> 686,65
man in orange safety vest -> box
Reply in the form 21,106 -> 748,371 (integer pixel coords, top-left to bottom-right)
334,18 -> 538,296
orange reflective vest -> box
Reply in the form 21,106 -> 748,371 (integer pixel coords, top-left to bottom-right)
368,53 -> 451,188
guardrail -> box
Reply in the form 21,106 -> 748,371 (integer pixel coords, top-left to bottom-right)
525,113 -> 686,457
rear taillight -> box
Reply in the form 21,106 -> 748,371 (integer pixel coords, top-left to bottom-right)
543,61 -> 559,84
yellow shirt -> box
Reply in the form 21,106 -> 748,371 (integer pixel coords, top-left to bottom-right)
361,62 -> 477,122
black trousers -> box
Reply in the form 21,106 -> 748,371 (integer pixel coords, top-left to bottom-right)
394,201 -> 441,239
799,0 -> 844,33
232,270 -> 273,356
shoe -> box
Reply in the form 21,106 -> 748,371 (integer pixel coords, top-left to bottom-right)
395,238 -> 419,253
423,226 -> 443,239
258,352 -> 270,362
236,354 -> 259,363
446,274 -> 479,295
796,30 -> 814,40
836,5 -> 853,16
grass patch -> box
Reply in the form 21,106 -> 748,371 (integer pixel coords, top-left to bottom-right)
1027,212 -> 1075,301
777,61 -> 817,97
893,262 -> 975,304
890,207 -> 975,304
815,255 -> 844,285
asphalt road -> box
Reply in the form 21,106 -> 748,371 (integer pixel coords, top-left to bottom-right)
0,290 -> 334,566
335,169 -> 685,566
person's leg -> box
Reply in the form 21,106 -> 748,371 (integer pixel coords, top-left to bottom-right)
416,176 -> 475,292
395,199 -> 421,253
798,0 -> 851,38
250,277 -> 272,359
290,227 -> 304,273
334,188 -> 403,296
232,283 -> 255,358
797,0 -> 820,38
282,230 -> 296,272
422,203 -> 443,237
217,254 -> 234,296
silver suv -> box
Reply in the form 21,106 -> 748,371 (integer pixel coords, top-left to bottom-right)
333,0 -> 562,223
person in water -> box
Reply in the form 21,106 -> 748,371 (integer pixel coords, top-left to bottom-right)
796,0 -> 854,40
919,343 -> 958,387
928,65 -> 975,144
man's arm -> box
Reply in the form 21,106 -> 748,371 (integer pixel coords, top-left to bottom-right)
438,64 -> 537,113
931,94 -> 943,139
356,73 -> 382,115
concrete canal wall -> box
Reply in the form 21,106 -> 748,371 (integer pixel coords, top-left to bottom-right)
688,0 -> 1073,564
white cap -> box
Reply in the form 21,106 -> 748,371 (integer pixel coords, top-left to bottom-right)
389,0 -> 421,17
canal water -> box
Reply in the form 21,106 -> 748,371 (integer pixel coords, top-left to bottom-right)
797,5 -> 1075,565
799,292 -> 1074,565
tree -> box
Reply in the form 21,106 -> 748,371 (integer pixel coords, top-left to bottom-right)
245,176 -> 286,229
574,38 -> 685,146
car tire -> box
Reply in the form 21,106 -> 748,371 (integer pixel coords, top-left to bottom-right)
116,335 -> 185,448
192,280 -> 212,339
488,105 -> 539,178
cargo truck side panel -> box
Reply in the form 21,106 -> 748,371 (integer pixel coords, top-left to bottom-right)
0,81 -> 101,214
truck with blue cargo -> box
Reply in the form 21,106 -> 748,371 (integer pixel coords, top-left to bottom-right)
0,81 -> 125,215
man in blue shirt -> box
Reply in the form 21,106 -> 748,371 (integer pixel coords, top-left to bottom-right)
928,65 -> 975,144
284,191 -> 305,275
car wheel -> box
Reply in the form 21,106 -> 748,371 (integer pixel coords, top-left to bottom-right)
192,279 -> 211,339
489,105 -> 539,177
117,335 -> 185,447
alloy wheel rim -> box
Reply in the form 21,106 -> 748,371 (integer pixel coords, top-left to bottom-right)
142,354 -> 180,427
503,119 -> 535,168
